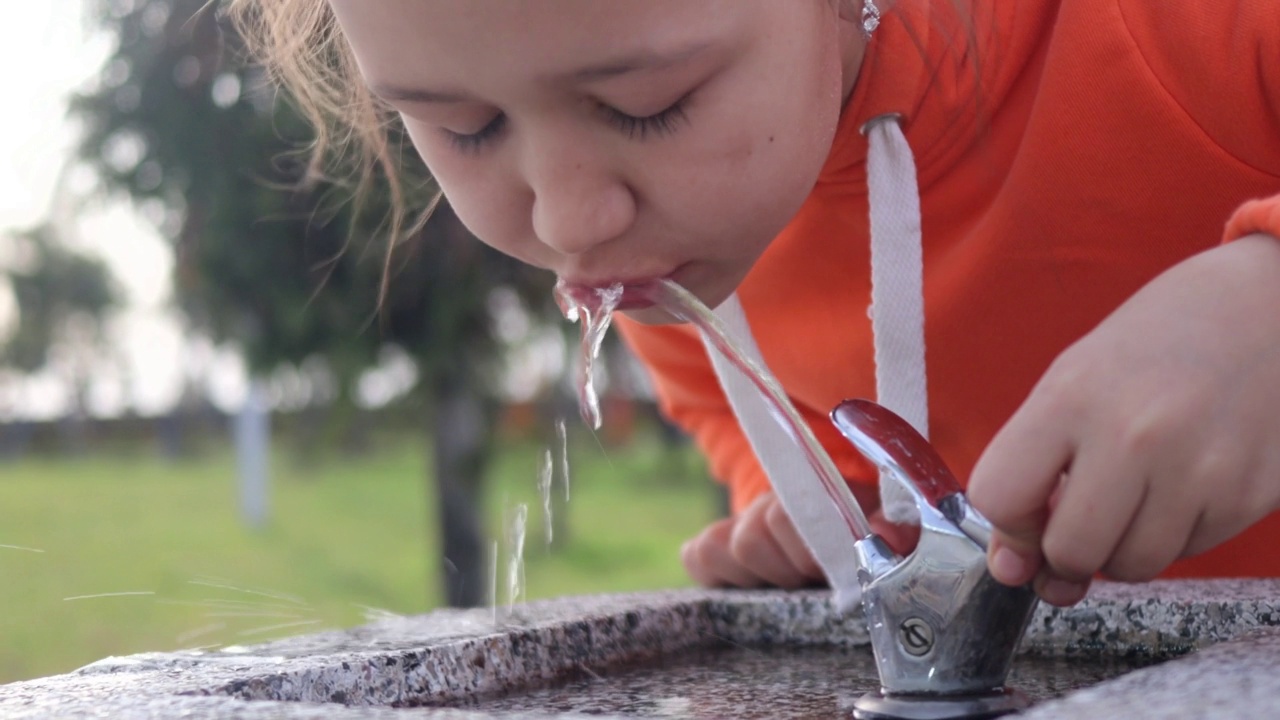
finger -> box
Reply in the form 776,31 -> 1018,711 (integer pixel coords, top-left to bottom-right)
730,495 -> 809,588
988,532 -> 1044,587
988,478 -> 1069,586
969,398 -> 1076,544
761,496 -> 825,582
968,390 -> 1077,582
1039,442 -> 1148,584
1180,445 -> 1256,558
869,509 -> 921,556
681,518 -> 766,588
1101,482 -> 1198,582
1034,571 -> 1092,607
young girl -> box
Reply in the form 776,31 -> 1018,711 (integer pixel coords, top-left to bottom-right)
230,0 -> 1280,607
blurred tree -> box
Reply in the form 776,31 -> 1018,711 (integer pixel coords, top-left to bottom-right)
72,0 -> 555,608
0,223 -> 121,452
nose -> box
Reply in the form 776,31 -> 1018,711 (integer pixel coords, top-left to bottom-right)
525,143 -> 636,257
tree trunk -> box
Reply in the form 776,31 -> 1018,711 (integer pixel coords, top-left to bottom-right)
428,372 -> 492,608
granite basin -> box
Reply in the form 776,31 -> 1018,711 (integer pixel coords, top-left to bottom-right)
2,581 -> 1280,718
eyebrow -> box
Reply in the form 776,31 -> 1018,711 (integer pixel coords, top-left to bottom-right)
371,85 -> 467,104
371,41 -> 713,105
568,41 -> 712,81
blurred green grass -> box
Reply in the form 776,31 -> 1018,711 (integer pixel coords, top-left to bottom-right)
0,426 -> 717,684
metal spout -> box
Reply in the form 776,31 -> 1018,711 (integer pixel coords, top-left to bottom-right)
853,496 -> 1036,695
831,400 -> 1038,716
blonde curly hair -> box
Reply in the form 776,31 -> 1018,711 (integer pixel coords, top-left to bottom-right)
224,0 -> 437,300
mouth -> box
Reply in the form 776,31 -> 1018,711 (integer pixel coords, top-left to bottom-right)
557,265 -> 691,312
555,281 -> 656,312
614,289 -> 658,311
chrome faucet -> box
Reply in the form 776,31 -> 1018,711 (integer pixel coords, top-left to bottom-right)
831,399 -> 1039,720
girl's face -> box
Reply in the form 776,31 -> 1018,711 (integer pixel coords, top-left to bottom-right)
329,0 -> 865,323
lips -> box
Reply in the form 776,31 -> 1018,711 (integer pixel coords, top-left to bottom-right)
614,292 -> 656,311
557,264 -> 691,312
555,279 -> 657,311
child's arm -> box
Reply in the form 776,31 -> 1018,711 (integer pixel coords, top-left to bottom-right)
968,0 -> 1280,604
968,231 -> 1280,606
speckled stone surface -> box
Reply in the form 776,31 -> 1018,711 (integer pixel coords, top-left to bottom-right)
1,581 -> 1279,718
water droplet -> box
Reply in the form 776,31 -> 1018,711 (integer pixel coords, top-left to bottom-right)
506,504 -> 528,609
557,418 -> 571,503
538,449 -> 554,547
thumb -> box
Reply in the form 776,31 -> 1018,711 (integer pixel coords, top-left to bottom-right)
986,528 -> 1045,586
968,401 -> 1073,586
973,474 -> 1065,586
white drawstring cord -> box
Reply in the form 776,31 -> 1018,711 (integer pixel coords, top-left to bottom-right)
694,115 -> 931,601
864,115 -> 929,524
701,296 -> 864,613
691,7 -> 931,595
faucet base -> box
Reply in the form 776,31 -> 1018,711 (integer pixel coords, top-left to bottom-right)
851,687 -> 1030,720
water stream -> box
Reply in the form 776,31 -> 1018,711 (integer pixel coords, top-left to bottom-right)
538,449 -> 554,547
0,544 -> 45,553
556,283 -> 623,430
556,418 -> 571,503
506,504 -> 528,610
555,279 -> 872,539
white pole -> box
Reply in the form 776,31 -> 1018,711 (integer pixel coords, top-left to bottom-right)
235,379 -> 270,528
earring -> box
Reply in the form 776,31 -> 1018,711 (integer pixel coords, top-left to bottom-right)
861,0 -> 882,39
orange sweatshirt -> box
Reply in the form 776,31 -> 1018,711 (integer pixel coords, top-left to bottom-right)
616,0 -> 1280,578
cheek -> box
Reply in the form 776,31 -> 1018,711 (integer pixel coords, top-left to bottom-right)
672,51 -> 843,256
403,122 -> 541,266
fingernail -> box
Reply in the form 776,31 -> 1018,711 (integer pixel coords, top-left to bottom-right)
1040,578 -> 1087,606
990,547 -> 1031,584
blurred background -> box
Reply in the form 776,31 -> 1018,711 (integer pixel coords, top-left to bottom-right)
0,0 -> 721,683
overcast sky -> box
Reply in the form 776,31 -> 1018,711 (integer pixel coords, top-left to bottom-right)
0,4 -> 443,421
0,3 -> 215,419
0,4 -> 102,232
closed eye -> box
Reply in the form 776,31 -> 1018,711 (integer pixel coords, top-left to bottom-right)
437,93 -> 691,155
600,95 -> 690,140
441,113 -> 507,154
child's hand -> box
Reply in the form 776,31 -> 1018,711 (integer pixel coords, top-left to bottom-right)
681,492 -> 823,588
968,234 -> 1280,607
680,488 -> 919,589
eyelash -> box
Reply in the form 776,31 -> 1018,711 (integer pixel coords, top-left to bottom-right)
601,97 -> 690,141
442,96 -> 691,154
443,114 -> 507,155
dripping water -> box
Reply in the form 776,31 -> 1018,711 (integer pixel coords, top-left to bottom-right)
556,418 -> 571,503
555,281 -> 623,430
0,544 -> 45,553
537,449 -> 554,547
506,503 -> 528,610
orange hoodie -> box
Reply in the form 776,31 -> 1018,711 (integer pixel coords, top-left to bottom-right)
615,0 -> 1280,579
